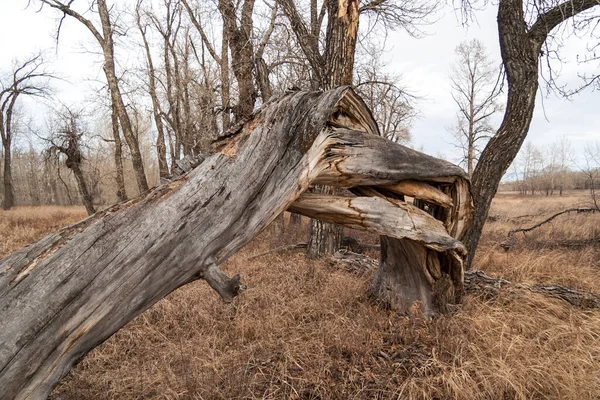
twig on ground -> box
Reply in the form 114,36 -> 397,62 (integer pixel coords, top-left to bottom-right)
247,242 -> 308,260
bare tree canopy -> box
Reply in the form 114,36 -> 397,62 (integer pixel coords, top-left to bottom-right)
1,53 -> 53,210
448,38 -> 502,179
37,0 -> 150,195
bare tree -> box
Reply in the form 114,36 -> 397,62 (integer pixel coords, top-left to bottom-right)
45,106 -> 96,215
38,0 -> 150,195
462,0 -> 600,268
581,142 -> 600,211
355,48 -> 416,144
448,39 -> 502,179
549,136 -> 574,196
0,54 -> 52,209
136,0 -> 170,180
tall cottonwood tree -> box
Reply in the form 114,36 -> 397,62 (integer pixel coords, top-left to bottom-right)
39,0 -> 150,195
448,38 -> 502,179
0,54 -> 52,210
463,0 -> 600,268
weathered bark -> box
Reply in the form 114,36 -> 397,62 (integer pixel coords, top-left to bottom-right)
0,87 -> 470,399
218,0 -> 257,121
110,99 -> 127,202
2,145 -> 14,210
323,0 -> 359,89
462,0 -> 600,268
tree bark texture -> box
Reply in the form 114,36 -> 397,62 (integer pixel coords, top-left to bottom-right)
2,145 -> 14,210
218,0 -> 257,121
0,87 -> 471,399
110,99 -> 127,202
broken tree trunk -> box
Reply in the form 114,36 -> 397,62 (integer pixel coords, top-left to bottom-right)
0,87 -> 471,399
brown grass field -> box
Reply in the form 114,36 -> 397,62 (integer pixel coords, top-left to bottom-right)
1,192 -> 599,399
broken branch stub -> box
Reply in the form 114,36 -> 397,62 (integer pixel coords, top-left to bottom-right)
0,87 -> 471,399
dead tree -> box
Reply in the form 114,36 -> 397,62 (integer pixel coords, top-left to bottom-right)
0,87 -> 471,399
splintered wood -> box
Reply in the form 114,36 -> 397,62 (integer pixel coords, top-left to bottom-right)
0,87 -> 471,399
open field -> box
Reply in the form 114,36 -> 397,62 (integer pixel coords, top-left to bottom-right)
1,192 -> 599,399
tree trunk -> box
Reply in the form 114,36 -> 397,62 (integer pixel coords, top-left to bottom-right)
462,0 -> 600,267
463,0 -> 540,268
137,9 -> 169,179
97,0 -> 149,195
2,144 -> 14,210
289,212 -> 302,225
110,99 -> 127,202
218,0 -> 257,121
71,164 -> 95,216
0,88 -> 471,399
306,0 -> 361,258
307,185 -> 344,258
323,0 -> 359,89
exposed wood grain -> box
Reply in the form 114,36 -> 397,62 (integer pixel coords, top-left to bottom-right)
381,180 -> 454,208
0,87 -> 472,399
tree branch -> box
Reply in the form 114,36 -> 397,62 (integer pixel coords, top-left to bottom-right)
528,0 -> 600,45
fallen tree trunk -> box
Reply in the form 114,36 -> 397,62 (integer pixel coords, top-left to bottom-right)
464,269 -> 600,309
0,87 -> 471,399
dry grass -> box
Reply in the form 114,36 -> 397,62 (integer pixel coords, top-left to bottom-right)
1,193 -> 599,399
0,206 -> 87,258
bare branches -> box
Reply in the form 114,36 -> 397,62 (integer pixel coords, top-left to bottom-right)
528,0 -> 600,45
507,207 -> 597,239
359,0 -> 438,37
447,39 -> 502,178
38,0 -> 105,45
1,53 -> 54,209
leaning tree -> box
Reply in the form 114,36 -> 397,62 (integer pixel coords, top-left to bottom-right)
0,87 -> 471,399
463,0 -> 600,267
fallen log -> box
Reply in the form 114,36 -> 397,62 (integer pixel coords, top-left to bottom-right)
464,269 -> 600,309
507,208 -> 597,239
0,87 -> 471,399
501,208 -> 598,251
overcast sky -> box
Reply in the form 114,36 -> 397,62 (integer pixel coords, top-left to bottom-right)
1,1 -> 598,172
